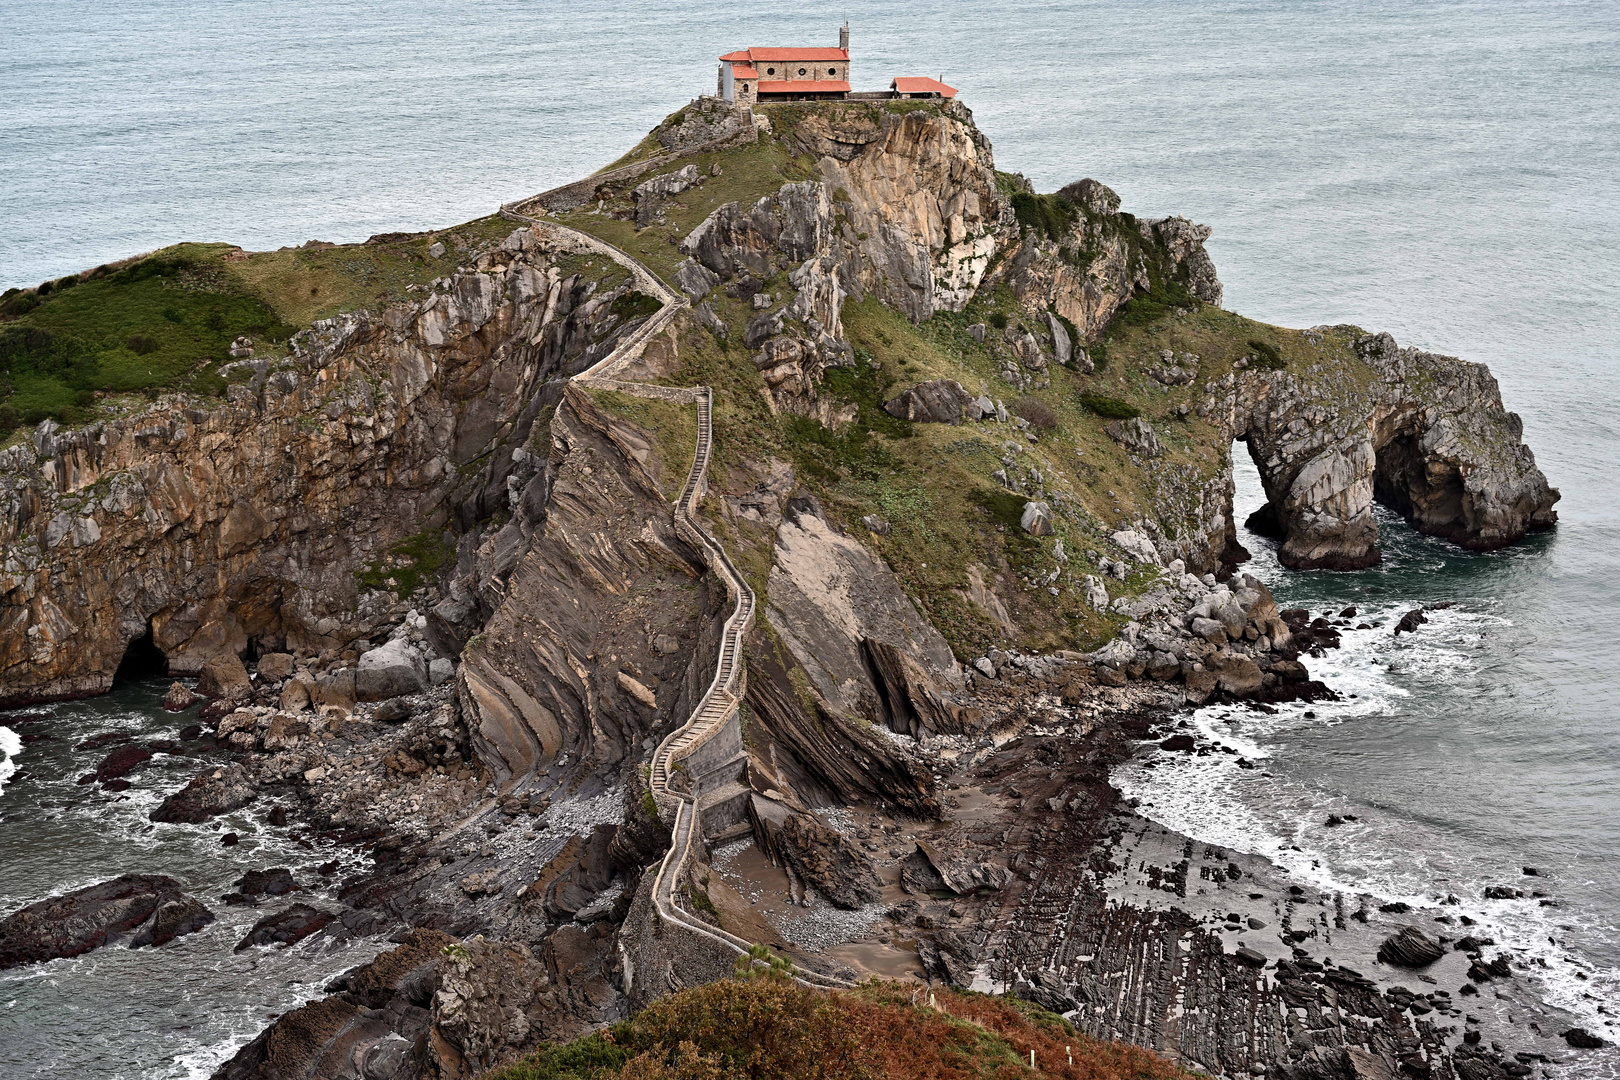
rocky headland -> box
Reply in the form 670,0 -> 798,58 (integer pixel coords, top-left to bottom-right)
0,94 -> 1587,1080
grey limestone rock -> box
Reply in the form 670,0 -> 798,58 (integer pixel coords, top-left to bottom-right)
355,638 -> 428,702
883,379 -> 974,423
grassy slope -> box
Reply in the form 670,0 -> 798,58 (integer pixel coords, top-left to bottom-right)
0,215 -> 517,440
485,978 -> 1197,1080
540,104 -> 1384,659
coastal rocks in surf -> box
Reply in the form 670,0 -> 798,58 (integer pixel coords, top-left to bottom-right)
0,875 -> 214,968
1377,925 -> 1447,967
234,903 -> 335,951
163,681 -> 202,711
150,761 -> 258,823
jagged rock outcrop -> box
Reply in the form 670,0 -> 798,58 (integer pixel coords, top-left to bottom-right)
0,875 -> 213,967
0,230 -> 647,705
1209,329 -> 1558,568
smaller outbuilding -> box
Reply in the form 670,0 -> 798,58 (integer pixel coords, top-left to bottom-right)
891,77 -> 957,100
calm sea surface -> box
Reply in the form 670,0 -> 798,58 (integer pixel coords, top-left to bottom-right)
3,1 -> 1618,1074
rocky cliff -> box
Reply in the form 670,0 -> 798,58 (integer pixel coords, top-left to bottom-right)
0,95 -> 1564,1080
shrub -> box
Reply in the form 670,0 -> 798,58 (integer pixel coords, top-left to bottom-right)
610,290 -> 663,322
1248,338 -> 1286,370
1012,396 -> 1058,431
987,312 -> 1008,330
0,291 -> 40,318
1010,191 -> 1079,241
126,334 -> 160,355
1079,393 -> 1140,419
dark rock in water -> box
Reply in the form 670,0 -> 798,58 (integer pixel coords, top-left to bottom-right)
235,904 -> 335,951
162,681 -> 203,712
1379,925 -> 1446,967
1394,609 -> 1428,636
221,832 -> 239,847
234,868 -> 298,898
0,875 -> 209,968
1325,814 -> 1345,826
178,724 -> 203,741
1453,935 -> 1495,951
1234,946 -> 1268,968
150,764 -> 256,823
1379,901 -> 1412,914
1483,885 -> 1524,900
1338,606 -> 1357,618
1562,1028 -> 1607,1049
101,778 -> 132,792
1159,734 -> 1197,752
95,745 -> 153,781
372,698 -> 413,724
267,806 -> 288,827
76,731 -> 134,752
318,860 -> 339,876
129,894 -> 215,948
1521,866 -> 1540,876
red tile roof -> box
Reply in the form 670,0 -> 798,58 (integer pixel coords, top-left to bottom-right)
892,77 -> 958,98
756,80 -> 850,94
720,47 -> 848,63
732,66 -> 759,79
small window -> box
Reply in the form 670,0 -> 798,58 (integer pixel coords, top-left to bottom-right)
798,67 -> 807,75
828,67 -> 836,75
767,67 -> 775,75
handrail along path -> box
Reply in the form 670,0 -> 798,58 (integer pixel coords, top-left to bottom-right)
499,201 -> 848,990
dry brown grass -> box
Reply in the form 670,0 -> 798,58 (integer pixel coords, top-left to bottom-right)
486,979 -> 1196,1080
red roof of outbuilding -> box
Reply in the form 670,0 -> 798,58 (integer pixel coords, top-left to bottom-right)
757,80 -> 850,94
732,66 -> 759,79
720,47 -> 848,63
892,76 -> 958,98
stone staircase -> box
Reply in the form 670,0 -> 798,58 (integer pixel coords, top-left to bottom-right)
497,204 -> 849,990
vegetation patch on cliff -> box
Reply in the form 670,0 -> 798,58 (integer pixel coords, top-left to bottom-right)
486,978 -> 1195,1080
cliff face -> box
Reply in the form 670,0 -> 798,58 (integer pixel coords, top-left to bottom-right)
0,232 -> 643,704
0,96 -> 1565,1080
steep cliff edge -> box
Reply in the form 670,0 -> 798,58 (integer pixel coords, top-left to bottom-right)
0,95 -> 1564,1080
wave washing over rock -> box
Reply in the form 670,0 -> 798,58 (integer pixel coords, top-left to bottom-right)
0,89 -> 1598,1080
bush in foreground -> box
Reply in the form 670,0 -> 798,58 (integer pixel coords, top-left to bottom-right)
488,978 -> 1195,1080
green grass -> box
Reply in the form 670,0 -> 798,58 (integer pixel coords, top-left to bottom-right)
586,388 -> 700,499
356,528 -> 456,598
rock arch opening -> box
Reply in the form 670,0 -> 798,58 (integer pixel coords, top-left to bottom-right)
1373,430 -> 1467,543
112,622 -> 168,686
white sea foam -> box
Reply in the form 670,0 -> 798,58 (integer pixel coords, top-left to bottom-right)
0,725 -> 18,794
1114,596 -> 1620,1033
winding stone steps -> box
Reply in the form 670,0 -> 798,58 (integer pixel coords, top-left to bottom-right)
498,202 -> 848,990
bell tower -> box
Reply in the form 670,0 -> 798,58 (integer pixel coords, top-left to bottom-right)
839,22 -> 849,51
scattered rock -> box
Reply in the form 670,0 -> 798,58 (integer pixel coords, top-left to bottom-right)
355,639 -> 428,702
234,904 -> 335,951
1378,925 -> 1446,967
256,653 -> 295,681
162,682 -> 202,711
90,745 -> 154,783
1234,946 -> 1268,968
883,379 -> 974,424
197,654 -> 253,701
221,832 -> 239,847
128,893 -> 215,948
1020,501 -> 1054,536
1562,1028 -> 1607,1049
150,764 -> 257,824
372,699 -> 413,724
1394,609 -> 1428,636
1104,417 -> 1163,457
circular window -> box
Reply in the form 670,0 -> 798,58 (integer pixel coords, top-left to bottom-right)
766,67 -> 775,75
798,67 -> 807,75
828,67 -> 836,75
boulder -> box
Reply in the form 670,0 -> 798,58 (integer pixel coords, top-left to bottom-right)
753,806 -> 882,909
279,678 -> 311,712
372,698 -> 413,723
311,670 -> 356,709
1234,946 -> 1268,968
883,379 -> 974,423
234,903 -> 335,951
354,640 -> 427,702
1110,529 -> 1160,564
256,653 -> 295,681
261,714 -> 310,752
1020,501 -> 1054,536
428,657 -> 454,685
1211,654 -> 1264,697
92,745 -> 154,782
1395,608 -> 1428,636
1378,925 -> 1446,967
1045,311 -> 1073,368
129,893 -> 215,948
0,875 -> 211,968
161,682 -> 202,712
1104,417 -> 1163,457
150,763 -> 257,823
196,653 -> 252,701
1562,1028 -> 1607,1050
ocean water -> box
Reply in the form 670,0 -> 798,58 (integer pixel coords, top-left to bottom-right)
3,0 -> 1618,1074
